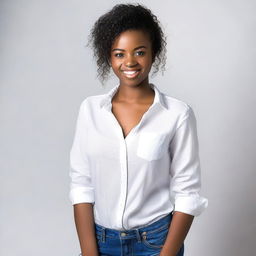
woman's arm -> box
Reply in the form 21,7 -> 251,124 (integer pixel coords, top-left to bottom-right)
162,106 -> 208,255
73,203 -> 99,256
160,211 -> 194,256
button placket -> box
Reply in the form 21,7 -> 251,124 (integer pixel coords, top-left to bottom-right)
119,139 -> 128,229
106,98 -> 158,230
107,107 -> 128,229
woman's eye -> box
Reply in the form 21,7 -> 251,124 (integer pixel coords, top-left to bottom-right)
136,51 -> 145,56
114,53 -> 124,57
114,51 -> 145,58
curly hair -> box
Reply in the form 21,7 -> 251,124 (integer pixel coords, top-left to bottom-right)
86,3 -> 167,86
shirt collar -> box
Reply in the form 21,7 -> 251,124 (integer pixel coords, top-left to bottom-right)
99,83 -> 168,111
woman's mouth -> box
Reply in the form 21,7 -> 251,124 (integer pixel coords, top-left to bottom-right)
122,70 -> 140,79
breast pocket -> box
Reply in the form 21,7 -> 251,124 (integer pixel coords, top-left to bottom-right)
136,132 -> 168,161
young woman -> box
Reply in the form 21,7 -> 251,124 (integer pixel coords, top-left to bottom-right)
69,3 -> 208,256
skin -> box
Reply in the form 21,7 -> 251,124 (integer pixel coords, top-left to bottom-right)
110,29 -> 154,89
160,211 -> 194,256
73,29 -> 194,256
110,29 -> 156,138
74,203 -> 99,256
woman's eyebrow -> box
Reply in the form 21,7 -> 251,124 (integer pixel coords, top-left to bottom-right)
112,46 -> 147,52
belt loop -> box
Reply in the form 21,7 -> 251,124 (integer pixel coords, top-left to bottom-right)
135,229 -> 141,243
102,227 -> 106,242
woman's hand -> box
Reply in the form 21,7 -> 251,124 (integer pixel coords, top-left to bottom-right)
159,211 -> 194,256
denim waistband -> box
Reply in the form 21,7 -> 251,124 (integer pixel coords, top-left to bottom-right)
94,212 -> 173,242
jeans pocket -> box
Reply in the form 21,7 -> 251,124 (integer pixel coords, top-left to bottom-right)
141,225 -> 169,249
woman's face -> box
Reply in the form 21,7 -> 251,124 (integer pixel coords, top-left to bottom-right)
110,29 -> 153,88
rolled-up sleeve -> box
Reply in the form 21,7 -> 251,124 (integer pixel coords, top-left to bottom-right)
69,100 -> 95,205
169,105 -> 208,216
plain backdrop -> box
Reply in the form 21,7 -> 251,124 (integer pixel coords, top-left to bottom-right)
1,0 -> 255,255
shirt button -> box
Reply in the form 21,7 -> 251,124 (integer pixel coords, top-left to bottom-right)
142,231 -> 147,235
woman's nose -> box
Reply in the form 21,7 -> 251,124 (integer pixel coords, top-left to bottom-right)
124,54 -> 138,67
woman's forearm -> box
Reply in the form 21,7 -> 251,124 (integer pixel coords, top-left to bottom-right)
160,211 -> 194,256
73,203 -> 99,256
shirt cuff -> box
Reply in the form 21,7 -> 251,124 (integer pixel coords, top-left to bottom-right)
69,187 -> 95,205
173,194 -> 208,216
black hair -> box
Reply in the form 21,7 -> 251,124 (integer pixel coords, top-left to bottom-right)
86,3 -> 167,86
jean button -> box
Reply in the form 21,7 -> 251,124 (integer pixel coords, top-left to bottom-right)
121,232 -> 126,236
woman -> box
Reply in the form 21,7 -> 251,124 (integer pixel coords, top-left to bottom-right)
69,3 -> 208,256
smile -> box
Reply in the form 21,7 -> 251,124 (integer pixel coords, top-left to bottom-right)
122,70 -> 140,78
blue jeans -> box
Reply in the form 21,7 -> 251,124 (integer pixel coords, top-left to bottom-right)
90,212 -> 184,256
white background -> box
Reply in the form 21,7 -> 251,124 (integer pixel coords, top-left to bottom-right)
1,0 -> 255,255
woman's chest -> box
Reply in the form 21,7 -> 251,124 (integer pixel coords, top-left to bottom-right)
84,105 -> 177,162
111,101 -> 152,139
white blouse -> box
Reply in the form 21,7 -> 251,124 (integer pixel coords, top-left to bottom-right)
69,83 -> 208,231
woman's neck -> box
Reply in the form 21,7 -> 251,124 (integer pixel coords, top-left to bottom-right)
113,82 -> 154,104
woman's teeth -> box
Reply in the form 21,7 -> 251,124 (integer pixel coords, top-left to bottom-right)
122,70 -> 139,78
